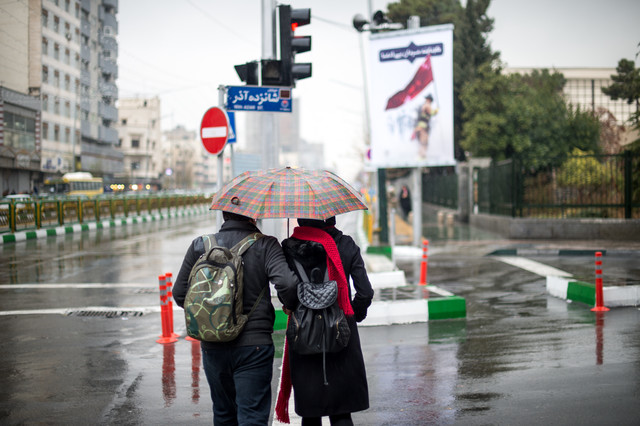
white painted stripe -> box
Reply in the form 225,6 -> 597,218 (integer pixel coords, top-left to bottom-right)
202,126 -> 226,138
426,285 -> 454,297
546,275 -> 570,299
0,283 -> 157,289
369,270 -> 407,289
494,256 -> 572,277
360,300 -> 428,326
0,305 -> 161,316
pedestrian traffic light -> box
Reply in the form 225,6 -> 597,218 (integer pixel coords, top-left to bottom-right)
278,5 -> 311,87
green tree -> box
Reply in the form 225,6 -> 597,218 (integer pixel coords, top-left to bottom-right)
386,0 -> 498,160
460,65 -> 600,169
601,58 -> 640,136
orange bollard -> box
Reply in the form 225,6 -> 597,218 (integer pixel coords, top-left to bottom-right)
591,252 -> 610,312
157,275 -> 178,344
419,239 -> 428,286
165,272 -> 179,338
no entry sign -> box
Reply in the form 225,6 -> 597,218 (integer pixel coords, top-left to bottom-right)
200,107 -> 229,155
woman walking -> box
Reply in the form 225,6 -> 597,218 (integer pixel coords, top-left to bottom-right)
275,217 -> 374,426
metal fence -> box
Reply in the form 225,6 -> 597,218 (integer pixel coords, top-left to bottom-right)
422,167 -> 458,209
476,151 -> 640,218
0,194 -> 210,234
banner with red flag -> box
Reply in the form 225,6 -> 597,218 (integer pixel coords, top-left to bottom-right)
367,25 -> 454,168
385,55 -> 434,110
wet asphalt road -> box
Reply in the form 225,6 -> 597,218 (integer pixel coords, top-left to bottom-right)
0,213 -> 639,425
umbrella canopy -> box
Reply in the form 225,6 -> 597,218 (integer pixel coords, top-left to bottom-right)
210,167 -> 368,220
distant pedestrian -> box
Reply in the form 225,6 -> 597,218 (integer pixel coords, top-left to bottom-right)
173,211 -> 300,425
276,217 -> 374,426
399,185 -> 412,221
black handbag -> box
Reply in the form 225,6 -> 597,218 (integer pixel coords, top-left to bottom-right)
286,259 -> 351,357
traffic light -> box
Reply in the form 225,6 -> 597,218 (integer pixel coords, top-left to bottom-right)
277,4 -> 311,87
234,61 -> 259,85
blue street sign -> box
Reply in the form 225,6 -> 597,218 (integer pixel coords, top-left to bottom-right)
227,111 -> 237,143
226,86 -> 292,113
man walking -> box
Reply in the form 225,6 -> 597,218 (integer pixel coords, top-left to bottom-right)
173,211 -> 300,425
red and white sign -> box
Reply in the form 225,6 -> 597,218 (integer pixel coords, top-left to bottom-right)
200,107 -> 229,155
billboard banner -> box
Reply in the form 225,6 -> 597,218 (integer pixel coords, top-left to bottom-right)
368,24 -> 454,168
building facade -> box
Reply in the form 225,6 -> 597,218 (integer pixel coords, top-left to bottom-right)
115,97 -> 162,191
0,0 -> 121,195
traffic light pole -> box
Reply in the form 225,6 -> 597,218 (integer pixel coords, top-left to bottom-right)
261,0 -> 278,170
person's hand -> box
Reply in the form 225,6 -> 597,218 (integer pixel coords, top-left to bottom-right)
282,307 -> 293,316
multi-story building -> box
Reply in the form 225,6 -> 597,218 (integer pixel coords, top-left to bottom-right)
0,0 -> 121,195
0,0 -> 44,194
115,97 -> 162,190
78,0 -> 121,176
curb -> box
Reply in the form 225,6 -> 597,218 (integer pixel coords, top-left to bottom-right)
490,248 -> 640,257
1,207 -> 210,244
272,284 -> 466,330
546,276 -> 640,308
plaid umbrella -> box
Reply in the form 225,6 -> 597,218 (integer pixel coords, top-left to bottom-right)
210,167 -> 368,219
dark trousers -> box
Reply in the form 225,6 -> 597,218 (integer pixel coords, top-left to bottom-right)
202,344 -> 275,426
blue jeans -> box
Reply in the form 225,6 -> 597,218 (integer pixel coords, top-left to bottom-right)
202,344 -> 275,426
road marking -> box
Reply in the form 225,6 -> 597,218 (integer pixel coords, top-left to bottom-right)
494,256 -> 572,277
0,283 -> 156,289
0,306 -> 162,316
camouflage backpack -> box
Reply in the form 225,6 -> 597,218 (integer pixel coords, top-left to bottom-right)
184,232 -> 264,342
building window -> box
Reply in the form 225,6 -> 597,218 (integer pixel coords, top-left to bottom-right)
54,98 -> 60,114
2,112 -> 36,151
64,101 -> 70,117
121,118 -> 127,125
42,9 -> 48,28
53,16 -> 59,33
64,74 -> 70,91
65,127 -> 70,143
42,66 -> 48,83
42,122 -> 49,140
53,43 -> 59,60
64,48 -> 70,65
54,125 -> 60,141
42,37 -> 48,55
42,94 -> 49,112
53,70 -> 60,87
64,0 -> 70,13
131,138 -> 140,148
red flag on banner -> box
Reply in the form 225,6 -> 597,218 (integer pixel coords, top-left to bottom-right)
385,55 -> 434,110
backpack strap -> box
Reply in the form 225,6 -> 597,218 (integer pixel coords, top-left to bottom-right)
293,259 -> 330,283
231,232 -> 263,255
201,234 -> 216,252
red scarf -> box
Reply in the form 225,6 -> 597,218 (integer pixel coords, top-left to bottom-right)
275,226 -> 354,423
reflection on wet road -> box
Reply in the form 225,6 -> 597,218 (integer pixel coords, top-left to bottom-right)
0,215 -> 639,425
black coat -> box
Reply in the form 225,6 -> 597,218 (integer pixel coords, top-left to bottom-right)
282,225 -> 374,418
173,219 -> 300,348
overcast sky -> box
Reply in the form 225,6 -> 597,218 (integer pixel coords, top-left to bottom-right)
117,0 -> 640,181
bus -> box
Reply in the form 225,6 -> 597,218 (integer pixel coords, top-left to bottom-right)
43,172 -> 104,198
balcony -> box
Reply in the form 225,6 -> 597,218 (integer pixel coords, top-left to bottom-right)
99,102 -> 118,122
99,8 -> 118,33
99,125 -> 118,144
99,81 -> 118,98
99,55 -> 117,76
103,0 -> 118,13
80,43 -> 90,61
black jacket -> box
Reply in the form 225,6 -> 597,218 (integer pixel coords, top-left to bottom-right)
173,219 -> 300,348
282,225 -> 374,417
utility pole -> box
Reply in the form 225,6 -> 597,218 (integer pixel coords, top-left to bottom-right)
408,16 -> 423,247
